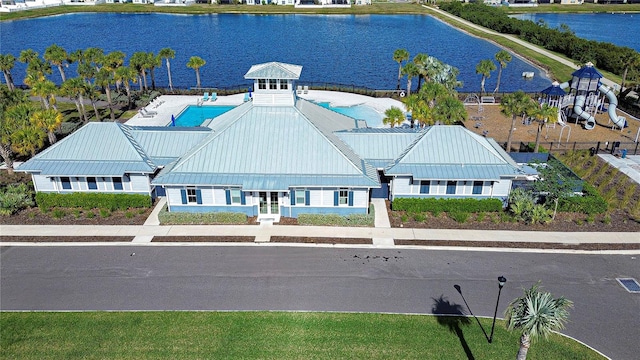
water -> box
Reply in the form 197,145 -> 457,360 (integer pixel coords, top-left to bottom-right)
174,105 -> 234,126
315,102 -> 383,127
0,13 -> 551,92
511,13 -> 639,52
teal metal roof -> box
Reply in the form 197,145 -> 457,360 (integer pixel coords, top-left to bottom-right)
153,102 -> 379,188
129,127 -> 211,162
335,129 -> 422,166
385,126 -> 522,180
17,122 -> 157,176
244,62 -> 302,80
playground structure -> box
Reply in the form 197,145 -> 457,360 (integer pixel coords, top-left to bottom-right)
540,62 -> 626,132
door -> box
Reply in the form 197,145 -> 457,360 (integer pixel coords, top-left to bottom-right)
259,192 -> 279,215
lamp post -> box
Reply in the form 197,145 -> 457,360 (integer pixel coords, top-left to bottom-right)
489,276 -> 507,344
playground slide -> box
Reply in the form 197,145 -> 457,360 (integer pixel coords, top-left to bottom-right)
573,95 -> 596,130
598,83 -> 626,129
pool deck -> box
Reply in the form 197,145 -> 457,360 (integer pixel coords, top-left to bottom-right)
124,91 -> 406,127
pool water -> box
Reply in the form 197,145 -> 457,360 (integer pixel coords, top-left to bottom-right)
315,102 -> 383,128
174,105 -> 235,127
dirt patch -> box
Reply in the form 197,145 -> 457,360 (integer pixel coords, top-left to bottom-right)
270,236 -> 372,244
153,236 -> 255,242
0,206 -> 153,226
0,236 -> 134,242
394,239 -> 640,250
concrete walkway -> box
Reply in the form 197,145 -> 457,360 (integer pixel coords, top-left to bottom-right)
598,154 -> 640,185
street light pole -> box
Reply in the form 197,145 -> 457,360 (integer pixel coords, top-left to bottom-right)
489,276 -> 507,344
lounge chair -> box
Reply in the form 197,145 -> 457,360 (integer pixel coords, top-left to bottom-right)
243,93 -> 250,102
209,92 -> 217,102
202,92 -> 210,101
303,85 -> 309,94
141,108 -> 158,116
138,109 -> 154,118
296,85 -> 302,94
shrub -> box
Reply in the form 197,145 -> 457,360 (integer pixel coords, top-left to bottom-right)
449,211 -> 469,223
125,211 -> 134,219
99,209 -> 111,218
392,197 -> 503,214
52,209 -> 66,219
557,184 -> 608,215
298,211 -> 374,227
400,214 -> 408,223
414,213 -> 426,222
476,212 -> 486,222
72,209 -> 81,218
36,192 -> 151,211
0,183 -> 34,216
85,211 -> 95,219
158,206 -> 247,225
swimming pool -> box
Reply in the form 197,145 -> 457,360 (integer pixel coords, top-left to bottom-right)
315,102 -> 383,128
173,105 -> 235,127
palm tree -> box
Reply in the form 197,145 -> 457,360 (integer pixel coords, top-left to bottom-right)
0,54 -> 17,91
115,66 -> 137,110
159,48 -> 176,91
532,103 -> 558,153
402,93 -> 422,128
501,90 -> 534,152
393,48 -> 409,91
146,52 -> 161,90
493,50 -> 512,94
102,51 -> 125,90
402,62 -> 419,97
476,59 -> 496,95
434,95 -> 468,125
187,56 -> 206,89
5,103 -> 44,158
382,106 -> 405,128
44,44 -> 69,82
413,53 -> 429,90
18,49 -> 39,65
505,283 -> 573,360
11,125 -> 46,158
620,49 -> 640,94
96,68 -> 116,121
30,78 -> 58,111
1,101 -> 31,173
130,52 -> 149,91
61,77 -> 89,124
32,108 -> 63,144
83,47 -> 105,73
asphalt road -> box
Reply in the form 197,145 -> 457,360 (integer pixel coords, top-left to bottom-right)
1,246 -> 639,359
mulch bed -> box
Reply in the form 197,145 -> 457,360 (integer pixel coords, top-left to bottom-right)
0,207 -> 153,226
0,236 -> 134,242
270,236 -> 372,244
394,240 -> 640,250
152,236 -> 255,242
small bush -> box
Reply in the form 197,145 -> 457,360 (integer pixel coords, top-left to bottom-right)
100,209 -> 111,218
36,192 -> 151,211
298,211 -> 374,227
159,206 -> 247,225
449,211 -> 469,223
400,214 -> 408,223
602,214 -> 612,225
52,209 -> 66,219
414,213 -> 426,222
476,212 -> 485,222
85,211 -> 95,219
125,211 -> 134,219
393,197 -> 503,214
586,214 -> 595,224
557,184 -> 607,215
72,209 -> 81,218
0,183 -> 34,216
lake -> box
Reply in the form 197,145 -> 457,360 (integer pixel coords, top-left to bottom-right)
511,13 -> 639,52
1,13 -> 551,92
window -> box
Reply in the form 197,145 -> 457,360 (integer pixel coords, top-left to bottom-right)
419,181 -> 430,194
269,79 -> 277,90
258,79 -> 266,90
187,188 -> 197,204
473,181 -> 483,195
279,79 -> 288,90
446,181 -> 456,195
295,190 -> 305,205
87,177 -> 97,190
61,177 -> 71,190
339,189 -> 348,205
231,189 -> 241,204
113,177 -> 123,190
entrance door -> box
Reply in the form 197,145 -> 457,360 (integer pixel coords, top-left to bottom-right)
259,192 -> 279,215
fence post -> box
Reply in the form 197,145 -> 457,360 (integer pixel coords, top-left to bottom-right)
595,142 -> 600,154
635,142 -> 639,155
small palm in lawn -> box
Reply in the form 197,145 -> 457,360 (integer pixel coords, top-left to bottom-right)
393,48 -> 409,91
505,283 -> 573,360
476,59 -> 496,95
159,48 -> 176,91
494,50 -> 512,94
501,90 -> 535,152
187,56 -> 206,89
532,103 -> 558,153
382,106 -> 405,128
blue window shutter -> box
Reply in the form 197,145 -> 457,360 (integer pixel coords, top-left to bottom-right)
180,189 -> 187,204
225,189 -> 231,205
305,190 -> 310,206
334,191 -> 339,206
240,191 -> 246,205
348,191 -> 354,206
196,189 -> 202,204
291,190 -> 296,206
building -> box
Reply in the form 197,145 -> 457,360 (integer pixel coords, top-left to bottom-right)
18,62 -> 528,221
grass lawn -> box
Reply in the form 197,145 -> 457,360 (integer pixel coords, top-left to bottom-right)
1,311 -> 604,359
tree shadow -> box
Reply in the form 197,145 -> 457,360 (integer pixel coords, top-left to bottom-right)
432,294 -> 475,360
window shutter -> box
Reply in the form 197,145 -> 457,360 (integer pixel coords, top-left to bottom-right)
180,189 -> 187,204
196,189 -> 202,205
348,191 -> 354,206
290,190 -> 296,206
240,191 -> 246,205
305,190 -> 310,206
225,189 -> 231,205
334,191 -> 339,206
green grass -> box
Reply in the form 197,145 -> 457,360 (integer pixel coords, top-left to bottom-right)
0,311 -> 604,359
502,3 -> 640,14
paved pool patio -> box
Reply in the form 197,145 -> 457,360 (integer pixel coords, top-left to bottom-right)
125,91 -> 406,127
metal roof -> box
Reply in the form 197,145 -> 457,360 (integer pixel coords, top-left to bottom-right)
153,102 -> 379,188
17,160 -> 154,176
152,173 -> 377,188
244,62 -> 303,80
335,130 -> 422,163
571,62 -> 603,79
385,126 -> 522,179
130,127 -> 211,160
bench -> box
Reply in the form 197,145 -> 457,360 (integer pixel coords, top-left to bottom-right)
481,96 -> 495,104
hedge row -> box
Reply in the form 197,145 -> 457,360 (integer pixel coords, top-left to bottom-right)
392,197 -> 503,213
297,205 -> 375,227
36,192 -> 151,211
557,184 -> 608,215
158,207 -> 248,225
